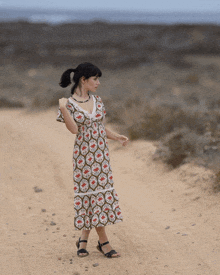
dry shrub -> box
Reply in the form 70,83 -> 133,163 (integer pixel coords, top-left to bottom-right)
0,97 -> 24,108
154,128 -> 198,168
122,100 -> 211,141
213,170 -> 220,192
185,73 -> 199,84
31,89 -> 68,109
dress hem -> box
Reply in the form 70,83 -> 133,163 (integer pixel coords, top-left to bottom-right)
74,218 -> 123,231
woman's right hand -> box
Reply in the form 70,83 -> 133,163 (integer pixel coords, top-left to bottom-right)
59,98 -> 68,109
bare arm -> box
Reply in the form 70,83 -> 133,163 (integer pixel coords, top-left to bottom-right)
59,98 -> 78,134
105,127 -> 129,146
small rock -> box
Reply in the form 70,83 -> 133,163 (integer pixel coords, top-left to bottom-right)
182,234 -> 188,236
33,186 -> 42,193
63,234 -> 67,237
192,224 -> 196,226
23,233 -> 27,235
165,226 -> 170,230
56,227 -> 60,230
50,221 -> 56,226
58,257 -> 62,260
93,263 -> 99,267
172,208 -> 176,211
41,209 -> 46,212
52,213 -> 56,216
28,207 -> 31,209
176,232 -> 180,234
46,228 -> 48,231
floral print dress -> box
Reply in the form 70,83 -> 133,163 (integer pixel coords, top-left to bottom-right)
56,95 -> 123,230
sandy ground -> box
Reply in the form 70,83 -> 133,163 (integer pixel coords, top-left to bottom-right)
1,108 -> 220,275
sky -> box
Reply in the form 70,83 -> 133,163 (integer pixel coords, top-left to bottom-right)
1,0 -> 220,13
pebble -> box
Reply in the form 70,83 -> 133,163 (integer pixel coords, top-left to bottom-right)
23,233 -> 27,235
165,226 -> 170,230
93,263 -> 99,267
182,234 -> 188,236
41,209 -> 46,212
50,221 -> 56,226
33,186 -> 42,192
52,213 -> 56,216
58,257 -> 62,260
192,224 -> 196,226
63,234 -> 67,237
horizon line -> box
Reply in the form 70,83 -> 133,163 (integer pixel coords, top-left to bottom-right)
1,6 -> 220,14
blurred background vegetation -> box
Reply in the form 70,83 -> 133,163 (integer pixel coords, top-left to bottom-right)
1,21 -> 220,190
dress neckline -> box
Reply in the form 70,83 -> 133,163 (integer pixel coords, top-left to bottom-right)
68,95 -> 96,117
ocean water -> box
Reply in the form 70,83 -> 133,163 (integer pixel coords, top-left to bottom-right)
0,8 -> 219,25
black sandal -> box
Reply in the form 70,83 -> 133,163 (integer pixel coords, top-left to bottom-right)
97,241 -> 120,258
76,237 -> 89,257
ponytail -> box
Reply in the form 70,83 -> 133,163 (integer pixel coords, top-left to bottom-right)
59,68 -> 76,88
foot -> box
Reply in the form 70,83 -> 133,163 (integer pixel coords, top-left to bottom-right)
76,238 -> 89,257
99,241 -> 120,258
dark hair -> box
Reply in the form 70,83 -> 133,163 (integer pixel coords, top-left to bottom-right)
59,62 -> 102,95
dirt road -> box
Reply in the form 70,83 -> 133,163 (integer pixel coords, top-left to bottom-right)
0,108 -> 219,275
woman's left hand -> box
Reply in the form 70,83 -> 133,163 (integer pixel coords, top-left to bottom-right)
118,135 -> 129,146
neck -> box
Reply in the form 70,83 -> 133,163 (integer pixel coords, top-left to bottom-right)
74,87 -> 89,98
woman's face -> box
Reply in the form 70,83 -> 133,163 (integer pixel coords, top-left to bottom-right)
84,75 -> 100,93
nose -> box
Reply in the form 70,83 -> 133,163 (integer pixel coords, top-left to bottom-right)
97,79 -> 100,85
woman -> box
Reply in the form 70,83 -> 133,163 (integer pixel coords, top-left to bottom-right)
56,62 -> 129,258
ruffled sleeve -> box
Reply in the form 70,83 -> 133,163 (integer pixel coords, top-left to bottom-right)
102,101 -> 107,117
56,107 -> 65,123
56,99 -> 75,123
95,95 -> 107,118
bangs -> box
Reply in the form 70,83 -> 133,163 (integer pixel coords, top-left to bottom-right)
87,65 -> 102,78
83,62 -> 102,78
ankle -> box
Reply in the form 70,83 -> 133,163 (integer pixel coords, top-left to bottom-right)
99,238 -> 109,245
